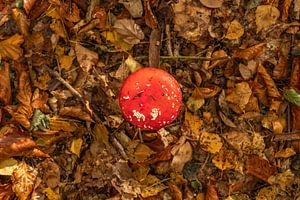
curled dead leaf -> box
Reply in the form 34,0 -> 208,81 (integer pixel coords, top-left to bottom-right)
12,161 -> 38,200
113,18 -> 145,45
59,106 -> 93,122
226,82 -> 252,111
0,34 -> 24,60
232,43 -> 266,60
257,64 -> 281,98
200,0 -> 223,8
225,20 -> 244,40
171,140 -> 193,172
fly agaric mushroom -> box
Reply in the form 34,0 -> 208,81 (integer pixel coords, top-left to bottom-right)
119,67 -> 182,130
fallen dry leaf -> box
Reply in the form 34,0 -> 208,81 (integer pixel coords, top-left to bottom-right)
140,174 -> 167,198
119,0 -> 143,18
12,161 -> 38,200
0,158 -> 18,176
59,106 -> 93,122
43,187 -> 60,200
232,43 -> 266,60
0,34 -> 24,60
0,127 -> 37,161
113,18 -> 145,45
282,0 -> 293,21
70,138 -> 83,157
171,140 -> 193,172
256,186 -> 276,200
212,148 -> 237,171
225,20 -> 244,40
246,155 -> 277,182
58,2 -> 81,22
75,43 -> 99,73
184,111 -> 203,136
268,169 -> 294,192
199,132 -> 223,154
255,5 -> 279,33
0,184 -> 14,200
205,184 -> 219,200
226,82 -> 252,111
144,0 -> 158,28
0,62 -> 11,105
12,8 -> 30,36
200,0 -> 223,8
274,148 -> 296,158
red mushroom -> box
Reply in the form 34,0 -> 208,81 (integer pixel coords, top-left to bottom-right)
118,67 -> 182,130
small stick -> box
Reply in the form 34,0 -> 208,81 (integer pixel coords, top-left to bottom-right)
165,24 -> 173,56
273,132 -> 300,141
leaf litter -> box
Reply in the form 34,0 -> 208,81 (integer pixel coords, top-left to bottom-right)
0,0 -> 300,199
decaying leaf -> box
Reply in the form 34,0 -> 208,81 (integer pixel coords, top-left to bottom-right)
49,116 -> 78,132
225,20 -> 244,40
0,184 -> 14,200
12,161 -> 38,200
200,0 -> 223,8
232,43 -> 266,60
0,158 -> 18,176
0,34 -> 24,60
199,132 -> 223,154
171,140 -> 193,172
119,0 -> 143,18
140,175 -> 168,198
0,62 -> 11,105
43,187 -> 60,200
187,89 -> 205,112
101,30 -> 134,51
75,43 -> 99,73
226,82 -> 252,111
255,5 -> 279,33
0,127 -> 37,161
59,106 -> 93,122
212,148 -> 237,170
267,169 -> 294,191
144,0 -> 158,28
184,111 -> 203,136
70,138 -> 83,157
257,64 -> 281,98
222,131 -> 251,154
12,8 -> 30,36
274,148 -> 296,158
246,155 -> 277,182
205,184 -> 219,200
256,186 -> 276,200
113,18 -> 145,45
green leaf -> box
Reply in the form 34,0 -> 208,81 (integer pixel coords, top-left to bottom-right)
283,89 -> 300,106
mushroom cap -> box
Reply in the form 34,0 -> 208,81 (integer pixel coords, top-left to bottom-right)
119,67 -> 182,130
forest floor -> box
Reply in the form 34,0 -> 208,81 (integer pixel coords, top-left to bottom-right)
1,0 -> 300,199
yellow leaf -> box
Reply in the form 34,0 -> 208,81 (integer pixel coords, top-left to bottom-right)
93,122 -> 109,147
101,31 -> 133,51
43,187 -> 60,200
49,116 -> 77,132
184,111 -> 203,135
134,166 -> 150,182
50,19 -> 67,39
59,55 -> 75,71
0,34 -> 24,60
225,20 -> 244,40
187,97 -> 205,112
70,138 -> 83,157
199,132 -> 223,154
0,158 -> 18,176
268,170 -> 294,192
140,175 -> 168,198
212,148 -> 237,170
256,186 -> 276,200
256,5 -> 279,33
46,6 -> 61,19
275,148 -> 296,158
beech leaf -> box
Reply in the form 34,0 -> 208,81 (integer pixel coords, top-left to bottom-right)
284,89 -> 300,106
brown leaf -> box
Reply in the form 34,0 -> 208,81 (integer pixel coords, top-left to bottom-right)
222,131 -> 251,154
200,0 -> 223,8
205,184 -> 219,200
59,106 -> 93,122
119,0 -> 143,18
31,89 -> 49,110
232,43 -> 266,60
257,64 -> 281,98
168,182 -> 182,200
144,0 -> 158,28
171,140 -> 193,172
113,18 -> 145,45
140,146 -> 173,166
0,62 -> 11,105
59,2 -> 81,22
226,82 -> 252,111
50,19 -> 68,40
255,5 -> 279,33
0,184 -> 14,200
23,0 -> 37,14
225,20 -> 244,40
290,58 -> 300,89
273,55 -> 288,80
208,50 -> 228,70
75,43 -> 99,73
91,6 -> 107,29
0,127 -> 37,161
12,8 -> 30,36
12,161 -> 38,200
246,155 -> 277,182
0,34 -> 24,60
281,0 -> 293,21
212,148 -> 237,170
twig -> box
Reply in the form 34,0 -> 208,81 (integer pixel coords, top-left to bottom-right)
134,55 -> 231,61
273,131 -> 300,141
165,24 -> 173,56
111,136 -> 129,160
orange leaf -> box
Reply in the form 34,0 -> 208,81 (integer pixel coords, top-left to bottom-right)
0,184 -> 14,200
59,2 -> 81,23
282,0 -> 293,21
232,43 -> 266,60
0,34 -> 24,60
0,127 -> 37,161
0,62 -> 11,105
144,0 -> 158,28
257,64 -> 281,98
205,184 -> 219,200
12,8 -> 30,36
59,106 -> 93,122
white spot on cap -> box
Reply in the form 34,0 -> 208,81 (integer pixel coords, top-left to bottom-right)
172,103 -> 175,108
171,115 -> 175,119
146,84 -> 151,87
150,108 -> 161,120
132,110 -> 145,122
171,84 -> 174,87
123,95 -> 130,100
